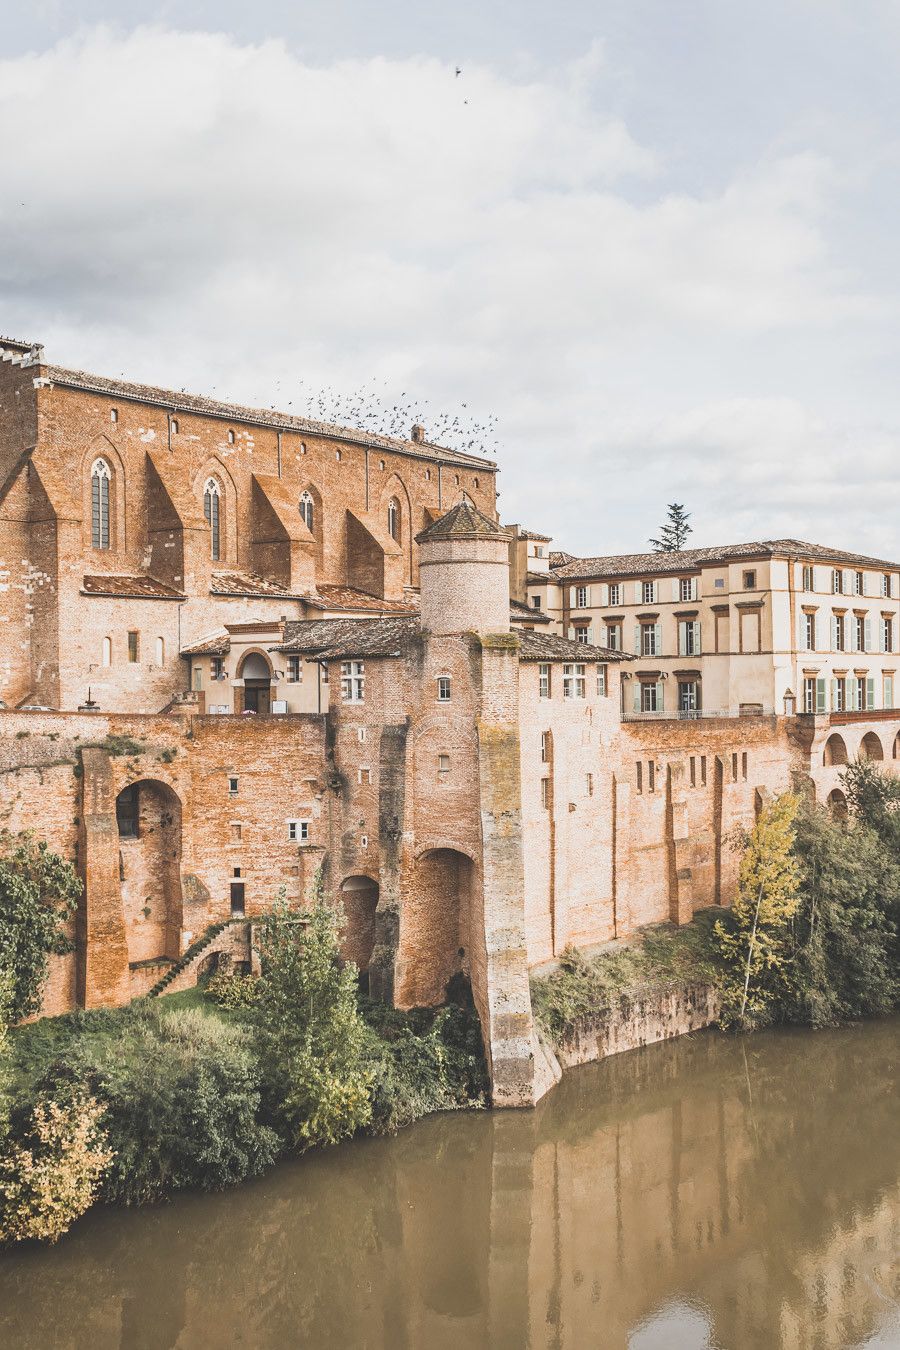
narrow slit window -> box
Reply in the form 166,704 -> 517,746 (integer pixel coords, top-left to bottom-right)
91,458 -> 111,550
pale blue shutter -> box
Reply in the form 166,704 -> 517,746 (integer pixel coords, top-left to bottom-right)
830,616 -> 838,650
865,618 -> 872,652
655,680 -> 664,711
654,623 -> 662,655
634,626 -> 641,655
693,621 -> 701,654
633,681 -> 642,714
867,677 -> 876,709
815,616 -> 823,651
816,677 -> 827,713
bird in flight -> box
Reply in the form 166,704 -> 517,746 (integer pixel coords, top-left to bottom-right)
455,67 -> 462,77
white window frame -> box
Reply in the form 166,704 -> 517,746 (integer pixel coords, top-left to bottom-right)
287,654 -> 303,682
340,660 -> 365,703
596,664 -> 607,697
563,663 -> 586,699
539,663 -> 551,699
608,583 -> 621,606
287,818 -> 310,843
436,675 -> 451,702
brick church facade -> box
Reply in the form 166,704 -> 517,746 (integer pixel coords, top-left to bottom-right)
2,338 -> 898,1105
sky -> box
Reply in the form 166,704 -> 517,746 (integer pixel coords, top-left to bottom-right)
2,1 -> 900,556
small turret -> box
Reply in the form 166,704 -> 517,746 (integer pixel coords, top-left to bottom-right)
416,500 -> 511,635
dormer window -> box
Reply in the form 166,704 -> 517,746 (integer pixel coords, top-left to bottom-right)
203,478 -> 222,560
90,458 -> 111,550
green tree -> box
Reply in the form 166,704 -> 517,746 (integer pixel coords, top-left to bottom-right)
0,969 -> 13,1145
0,832 -> 82,1023
713,793 -> 801,1028
842,758 -> 900,849
783,799 -> 899,1025
649,503 -> 692,552
254,891 -> 374,1151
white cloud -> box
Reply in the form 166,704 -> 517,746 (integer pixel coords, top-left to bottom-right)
0,24 -> 893,557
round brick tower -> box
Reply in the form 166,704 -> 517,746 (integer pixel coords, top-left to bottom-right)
415,501 -> 511,635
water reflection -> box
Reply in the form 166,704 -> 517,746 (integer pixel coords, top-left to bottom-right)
0,1020 -> 897,1349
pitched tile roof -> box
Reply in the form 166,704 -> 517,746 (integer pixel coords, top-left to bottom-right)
549,551 -> 576,568
82,574 -> 184,600
44,363 -> 494,471
210,570 -> 298,598
517,631 -> 634,663
275,617 -> 420,659
180,630 -> 231,656
550,538 -> 900,582
415,500 -> 509,542
305,585 -> 419,614
509,599 -> 552,625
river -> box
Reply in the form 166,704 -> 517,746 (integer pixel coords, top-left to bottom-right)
0,1019 -> 897,1349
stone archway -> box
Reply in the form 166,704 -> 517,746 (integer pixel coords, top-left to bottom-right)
340,876 -> 379,988
238,650 -> 272,715
860,731 -> 884,761
115,780 -> 183,963
398,848 -> 476,1008
823,733 -> 848,766
828,788 -> 849,822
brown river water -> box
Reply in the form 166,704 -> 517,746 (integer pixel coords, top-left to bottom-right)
0,1018 -> 897,1350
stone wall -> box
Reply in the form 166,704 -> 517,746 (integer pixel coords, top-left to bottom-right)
550,982 -> 721,1072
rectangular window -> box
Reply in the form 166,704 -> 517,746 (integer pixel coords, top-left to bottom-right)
855,616 -> 865,651
678,681 -> 699,714
641,580 -> 655,604
575,586 -> 588,609
340,660 -> 365,703
539,663 -> 551,699
230,823 -> 242,842
882,573 -> 892,598
437,676 -> 452,701
596,664 -> 607,697
531,595 -> 542,610
832,568 -> 843,594
230,882 -> 245,916
700,755 -> 707,786
648,761 -> 656,793
833,677 -> 845,712
743,570 -> 756,589
640,623 -> 661,657
608,583 -> 621,606
563,663 -> 586,699
127,630 -> 139,663
636,761 -> 642,794
605,624 -> 622,651
228,776 -> 238,795
855,571 -> 864,595
640,682 -> 661,713
856,677 -> 866,713
679,577 -> 694,602
803,613 -> 815,651
883,618 -> 893,653
287,819 -> 310,842
211,656 -> 225,680
574,625 -> 590,644
358,767 -> 372,785
732,752 -> 738,780
803,677 -> 815,713
835,614 -> 845,651
678,620 -> 701,657
742,752 -> 748,781
802,565 -> 814,591
287,655 -> 302,682
540,732 -> 549,763
540,778 -> 550,809
438,753 -> 451,778
586,773 -> 594,796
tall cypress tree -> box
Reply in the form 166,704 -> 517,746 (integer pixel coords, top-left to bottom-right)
650,503 -> 692,552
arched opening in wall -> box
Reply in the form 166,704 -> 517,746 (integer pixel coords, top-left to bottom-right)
90,458 -> 111,550
237,651 -> 272,715
299,490 -> 314,533
400,848 -> 476,1008
894,732 -> 900,760
828,788 -> 849,822
387,496 -> 401,542
340,876 -> 379,990
115,780 -> 183,964
860,731 -> 884,761
823,733 -> 848,767
203,477 -> 222,560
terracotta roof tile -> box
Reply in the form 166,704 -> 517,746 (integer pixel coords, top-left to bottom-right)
306,585 -> 419,614
517,630 -> 634,663
509,600 -> 552,626
551,538 -> 900,582
180,630 -> 231,656
82,574 -> 184,600
210,571 -> 297,598
45,363 -> 495,471
275,617 -> 420,659
415,501 -> 509,543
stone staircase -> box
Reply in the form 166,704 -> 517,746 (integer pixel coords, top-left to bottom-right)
148,917 -> 246,997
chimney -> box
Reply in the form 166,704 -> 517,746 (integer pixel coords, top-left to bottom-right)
411,424 -> 425,443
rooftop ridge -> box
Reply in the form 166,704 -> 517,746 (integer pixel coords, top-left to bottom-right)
551,537 -> 900,579
416,499 -> 510,542
42,362 -> 496,471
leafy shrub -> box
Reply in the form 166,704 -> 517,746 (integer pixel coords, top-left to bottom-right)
0,1093 -> 111,1244
0,832 -> 81,1023
0,969 -> 13,1145
34,1006 -> 278,1205
361,997 -> 488,1134
206,970 -> 259,1010
254,898 -> 374,1151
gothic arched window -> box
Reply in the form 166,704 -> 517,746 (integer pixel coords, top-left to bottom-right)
203,478 -> 222,560
299,491 -> 314,533
91,458 -> 111,550
387,497 -> 400,542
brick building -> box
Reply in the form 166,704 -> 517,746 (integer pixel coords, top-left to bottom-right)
2,341 -> 899,1106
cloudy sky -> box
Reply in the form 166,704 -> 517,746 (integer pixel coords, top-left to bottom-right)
2,2 -> 899,555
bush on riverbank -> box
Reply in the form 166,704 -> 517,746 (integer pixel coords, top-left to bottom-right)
530,922 -> 715,1040
0,892 -> 489,1243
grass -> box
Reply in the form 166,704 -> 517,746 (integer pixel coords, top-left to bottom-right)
530,913 -> 718,1041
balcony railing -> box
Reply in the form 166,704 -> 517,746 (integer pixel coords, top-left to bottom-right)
623,705 -> 775,722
